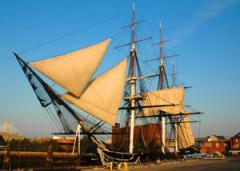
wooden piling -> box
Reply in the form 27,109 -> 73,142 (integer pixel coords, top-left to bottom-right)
3,144 -> 11,170
46,145 -> 53,167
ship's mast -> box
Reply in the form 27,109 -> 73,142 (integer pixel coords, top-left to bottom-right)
129,0 -> 136,154
159,22 -> 165,90
172,61 -> 178,153
172,63 -> 176,88
159,23 -> 166,154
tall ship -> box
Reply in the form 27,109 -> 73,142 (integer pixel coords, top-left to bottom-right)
15,1 -> 201,165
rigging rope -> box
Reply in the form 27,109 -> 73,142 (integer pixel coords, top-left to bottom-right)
19,11 -> 128,54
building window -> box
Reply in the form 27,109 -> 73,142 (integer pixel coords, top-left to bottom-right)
216,143 -> 220,148
205,143 -> 212,147
233,144 -> 239,149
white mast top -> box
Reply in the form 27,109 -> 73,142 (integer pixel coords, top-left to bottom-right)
131,0 -> 136,51
160,22 -> 164,66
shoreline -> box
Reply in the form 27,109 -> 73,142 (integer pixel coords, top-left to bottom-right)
77,158 -> 240,171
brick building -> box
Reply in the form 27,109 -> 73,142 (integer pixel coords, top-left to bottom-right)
229,132 -> 240,157
200,135 -> 230,154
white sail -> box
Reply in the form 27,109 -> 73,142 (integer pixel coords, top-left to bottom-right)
177,116 -> 195,149
31,39 -> 111,97
142,87 -> 184,115
62,58 -> 127,126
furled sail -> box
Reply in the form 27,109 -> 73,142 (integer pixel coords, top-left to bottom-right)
142,87 -> 184,115
177,116 -> 195,149
62,58 -> 127,126
31,39 -> 111,97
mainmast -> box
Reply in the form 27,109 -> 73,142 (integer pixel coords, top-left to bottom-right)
172,63 -> 176,88
159,22 -> 165,90
129,0 -> 136,154
158,24 -> 179,153
159,23 -> 166,154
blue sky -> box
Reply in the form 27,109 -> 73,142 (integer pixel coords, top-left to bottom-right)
0,0 -> 240,137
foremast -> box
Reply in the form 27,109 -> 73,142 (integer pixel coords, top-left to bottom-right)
129,0 -> 137,154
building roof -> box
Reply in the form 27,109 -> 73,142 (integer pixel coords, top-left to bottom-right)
205,135 -> 230,142
0,121 -> 22,136
0,121 -> 24,141
232,132 -> 240,139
